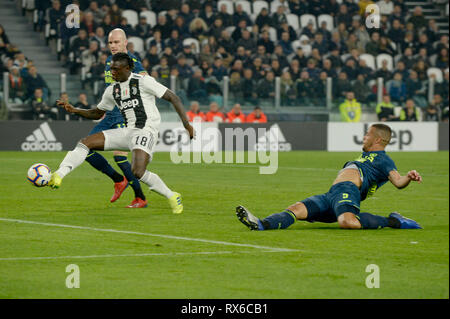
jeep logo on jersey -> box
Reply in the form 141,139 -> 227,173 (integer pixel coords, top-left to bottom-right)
120,99 -> 139,110
21,122 -> 63,151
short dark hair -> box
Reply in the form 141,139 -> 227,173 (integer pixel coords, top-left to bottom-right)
371,123 -> 392,145
112,52 -> 134,69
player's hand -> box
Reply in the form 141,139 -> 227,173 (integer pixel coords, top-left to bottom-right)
56,100 -> 75,113
407,170 -> 422,183
184,123 -> 195,140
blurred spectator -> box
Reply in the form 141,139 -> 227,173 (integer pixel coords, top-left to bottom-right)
186,101 -> 206,122
352,74 -> 373,103
399,99 -> 421,121
86,52 -> 107,92
100,14 -> 114,36
296,70 -> 314,105
209,18 -> 226,41
272,5 -> 288,26
242,68 -> 258,106
412,60 -> 428,82
199,3 -> 216,26
233,3 -> 253,26
333,71 -> 352,100
423,101 -> 440,122
160,47 -> 176,67
339,91 -> 361,122
91,26 -> 107,50
181,44 -> 198,66
408,6 -> 428,31
8,65 -> 27,104
189,18 -> 208,41
145,45 -> 160,67
387,72 -> 407,104
246,106 -> 268,123
24,66 -> 50,101
206,77 -> 223,106
49,0 -> 65,37
187,69 -> 207,103
85,1 -> 105,25
365,32 -> 381,56
179,3 -> 195,26
336,4 -> 353,27
312,71 -> 328,106
153,56 -> 171,87
81,12 -> 98,37
217,3 -> 233,27
405,70 -> 427,107
280,71 -> 297,106
153,14 -> 171,39
211,57 -> 227,82
135,16 -> 152,40
108,4 -> 122,26
81,41 -> 100,76
0,24 -> 10,55
342,58 -> 358,81
257,71 -> 276,100
30,88 -> 56,120
226,104 -> 246,123
435,48 -> 449,69
435,70 -> 449,103
374,59 -> 393,82
255,8 -> 272,29
376,94 -> 397,121
393,60 -> 410,80
205,102 -> 226,122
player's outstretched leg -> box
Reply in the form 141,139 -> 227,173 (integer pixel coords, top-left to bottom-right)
236,206 -> 297,231
139,170 -> 183,214
49,142 -> 90,189
85,150 -> 129,203
114,154 -> 147,208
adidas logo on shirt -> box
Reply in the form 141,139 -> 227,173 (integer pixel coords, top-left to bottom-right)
21,122 -> 62,151
255,124 -> 292,152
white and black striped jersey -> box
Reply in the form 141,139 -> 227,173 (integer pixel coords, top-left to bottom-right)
97,73 -> 167,133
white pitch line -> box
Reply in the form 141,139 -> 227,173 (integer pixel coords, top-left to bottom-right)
0,218 -> 298,253
0,250 -> 293,262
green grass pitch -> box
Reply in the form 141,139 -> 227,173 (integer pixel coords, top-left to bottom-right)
0,151 -> 448,299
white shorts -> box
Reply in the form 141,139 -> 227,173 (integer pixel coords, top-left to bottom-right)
103,127 -> 158,156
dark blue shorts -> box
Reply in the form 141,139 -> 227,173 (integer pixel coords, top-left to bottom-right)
301,181 -> 361,223
88,115 -> 125,136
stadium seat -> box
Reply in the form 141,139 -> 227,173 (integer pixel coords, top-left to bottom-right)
270,1 -> 288,13
376,53 -> 394,71
268,27 -> 277,42
183,38 -> 200,54
359,53 -> 376,70
252,0 -> 269,15
291,40 -> 302,50
340,53 -> 351,63
317,14 -> 334,31
427,67 -> 444,83
394,106 -> 402,117
140,11 -> 157,27
299,14 -> 317,29
225,26 -> 236,35
218,0 -> 234,14
122,9 -> 139,27
235,0 -> 252,14
286,13 -> 300,30
127,36 -> 145,56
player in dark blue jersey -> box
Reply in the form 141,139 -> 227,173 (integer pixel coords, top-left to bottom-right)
84,29 -> 149,208
236,124 -> 423,230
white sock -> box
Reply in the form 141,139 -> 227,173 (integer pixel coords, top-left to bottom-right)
56,143 -> 90,178
140,170 -> 174,199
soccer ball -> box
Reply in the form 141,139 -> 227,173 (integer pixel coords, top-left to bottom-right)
27,163 -> 51,187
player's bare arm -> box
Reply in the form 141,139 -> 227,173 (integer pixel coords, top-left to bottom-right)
161,89 -> 194,139
389,169 -> 422,189
56,100 -> 105,120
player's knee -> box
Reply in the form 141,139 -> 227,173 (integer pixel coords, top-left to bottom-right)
79,137 -> 91,149
338,213 -> 362,229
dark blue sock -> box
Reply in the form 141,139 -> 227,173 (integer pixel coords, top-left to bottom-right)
356,213 -> 389,229
86,151 -> 123,183
261,210 -> 297,230
114,155 -> 145,200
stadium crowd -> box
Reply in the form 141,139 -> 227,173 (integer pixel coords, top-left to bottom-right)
1,0 -> 449,122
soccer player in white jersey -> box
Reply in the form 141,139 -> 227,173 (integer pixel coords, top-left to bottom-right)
49,53 -> 194,214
